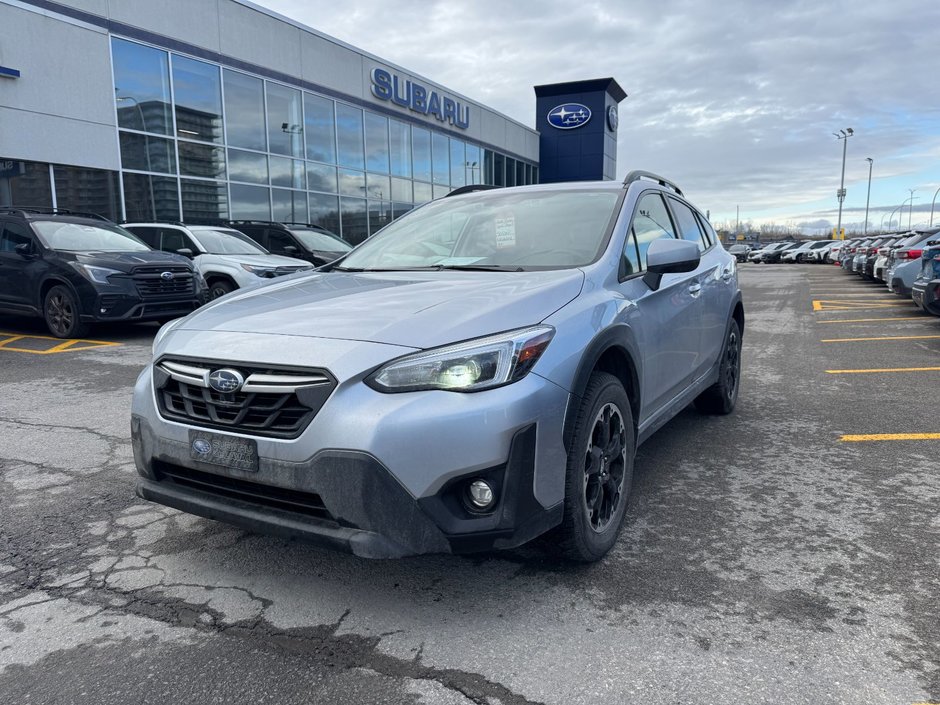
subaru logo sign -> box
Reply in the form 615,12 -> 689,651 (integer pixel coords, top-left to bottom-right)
192,438 -> 212,455
160,271 -> 174,281
208,368 -> 245,394
547,103 -> 591,130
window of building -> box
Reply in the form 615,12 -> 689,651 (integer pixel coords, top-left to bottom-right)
340,197 -> 368,244
227,149 -> 268,184
303,93 -> 335,164
307,162 -> 337,193
493,153 -> 505,187
120,132 -> 176,174
390,177 -> 412,203
122,173 -> 180,221
392,202 -> 413,220
181,179 -> 228,222
178,142 -> 225,180
517,160 -> 525,186
389,120 -> 411,178
171,55 -> 223,143
413,181 -> 432,204
365,173 -> 390,201
337,168 -> 366,197
223,69 -> 266,152
0,159 -> 53,208
336,104 -> 365,169
272,188 -> 306,222
364,112 -> 390,174
368,200 -> 391,235
449,139 -> 466,188
632,192 -> 677,269
270,156 -> 305,189
229,183 -> 270,220
431,133 -> 449,185
668,197 -> 708,253
112,38 -> 173,135
483,150 -> 494,185
308,193 -> 340,233
465,144 -> 482,185
505,157 -> 516,187
412,127 -> 431,183
53,165 -> 121,221
266,83 -> 303,158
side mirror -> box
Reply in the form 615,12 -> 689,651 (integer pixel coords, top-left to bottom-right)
643,239 -> 700,291
14,242 -> 33,257
176,248 -> 194,258
283,245 -> 299,254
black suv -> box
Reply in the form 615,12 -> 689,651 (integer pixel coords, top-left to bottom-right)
228,221 -> 352,267
0,207 -> 207,338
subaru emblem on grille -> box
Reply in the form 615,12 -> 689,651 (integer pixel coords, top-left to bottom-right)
208,368 -> 245,393
160,271 -> 174,281
192,439 -> 212,455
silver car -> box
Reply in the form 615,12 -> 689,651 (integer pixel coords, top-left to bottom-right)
131,172 -> 744,562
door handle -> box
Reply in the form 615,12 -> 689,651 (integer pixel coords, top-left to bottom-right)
721,267 -> 733,280
688,283 -> 702,296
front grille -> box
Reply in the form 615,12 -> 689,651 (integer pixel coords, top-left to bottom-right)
133,266 -> 195,299
153,460 -> 335,522
154,358 -> 336,439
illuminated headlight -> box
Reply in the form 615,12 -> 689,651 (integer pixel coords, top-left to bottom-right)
72,263 -> 122,284
240,264 -> 278,278
368,325 -> 554,393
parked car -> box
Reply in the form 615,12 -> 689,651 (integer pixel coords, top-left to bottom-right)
728,244 -> 750,262
124,222 -> 313,300
856,236 -> 894,279
0,207 -> 205,338
872,235 -> 907,281
228,221 -> 352,267
132,172 -> 744,562
781,240 -> 830,263
911,239 -> 940,316
885,229 -> 940,296
762,241 -> 801,263
751,242 -> 789,263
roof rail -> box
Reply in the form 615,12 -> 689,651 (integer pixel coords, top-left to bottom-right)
622,171 -> 684,196
280,221 -> 329,230
120,219 -> 187,227
445,184 -> 501,198
0,205 -> 110,222
226,219 -> 287,228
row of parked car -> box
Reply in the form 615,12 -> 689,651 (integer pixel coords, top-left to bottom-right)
831,228 -> 940,315
0,206 -> 352,338
728,240 -> 839,264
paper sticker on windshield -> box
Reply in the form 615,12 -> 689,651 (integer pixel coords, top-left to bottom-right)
495,217 -> 516,249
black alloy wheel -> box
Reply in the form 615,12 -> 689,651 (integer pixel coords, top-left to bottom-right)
44,285 -> 89,339
209,279 -> 235,300
583,402 -> 629,533
694,318 -> 742,415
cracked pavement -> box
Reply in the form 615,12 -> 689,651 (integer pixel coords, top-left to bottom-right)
1,266 -> 938,704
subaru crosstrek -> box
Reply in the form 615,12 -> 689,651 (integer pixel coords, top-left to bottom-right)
0,207 -> 205,338
132,173 -> 744,562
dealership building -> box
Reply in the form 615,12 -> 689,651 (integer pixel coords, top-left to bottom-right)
0,0 -> 625,244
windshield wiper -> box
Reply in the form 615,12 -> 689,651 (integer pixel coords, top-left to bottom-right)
431,264 -> 524,272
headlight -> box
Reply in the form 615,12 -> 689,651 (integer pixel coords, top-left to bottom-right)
72,263 -> 122,284
240,264 -> 278,278
368,325 -> 554,393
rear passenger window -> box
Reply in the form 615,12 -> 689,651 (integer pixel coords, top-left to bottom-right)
125,226 -> 158,248
0,223 -> 34,252
669,198 -> 707,253
631,192 -> 677,270
160,229 -> 196,253
695,212 -> 717,248
267,230 -> 295,253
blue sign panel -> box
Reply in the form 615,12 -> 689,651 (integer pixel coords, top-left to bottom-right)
371,68 -> 470,130
0,66 -> 21,79
547,103 -> 591,130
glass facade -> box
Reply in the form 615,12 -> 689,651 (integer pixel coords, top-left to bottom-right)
0,37 -> 537,245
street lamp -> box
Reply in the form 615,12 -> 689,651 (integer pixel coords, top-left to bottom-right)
863,158 -> 873,235
930,185 -> 940,227
908,188 -> 916,230
833,127 -> 853,239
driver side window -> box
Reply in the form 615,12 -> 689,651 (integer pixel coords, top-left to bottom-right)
624,192 -> 677,274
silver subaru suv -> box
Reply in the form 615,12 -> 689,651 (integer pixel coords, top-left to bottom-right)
132,172 -> 744,562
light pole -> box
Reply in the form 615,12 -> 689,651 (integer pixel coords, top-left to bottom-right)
898,196 -> 916,232
908,188 -> 916,230
116,93 -> 155,218
888,205 -> 903,231
863,158 -> 873,235
833,127 -> 854,239
930,185 -> 940,227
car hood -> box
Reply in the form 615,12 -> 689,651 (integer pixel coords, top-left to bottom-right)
171,269 -> 585,349
196,253 -> 310,267
70,250 -> 192,272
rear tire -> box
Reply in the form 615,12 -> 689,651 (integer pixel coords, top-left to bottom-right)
695,319 -> 742,415
44,285 -> 89,339
550,372 -> 635,562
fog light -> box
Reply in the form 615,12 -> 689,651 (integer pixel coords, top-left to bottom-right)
467,479 -> 495,510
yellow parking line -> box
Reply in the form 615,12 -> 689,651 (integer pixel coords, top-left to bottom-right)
813,300 -> 914,311
817,316 -> 927,323
840,433 -> 940,442
826,366 -> 940,374
821,334 -> 940,343
0,335 -> 27,348
0,331 -> 121,354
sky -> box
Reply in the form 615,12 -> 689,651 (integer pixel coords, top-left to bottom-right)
262,0 -> 940,235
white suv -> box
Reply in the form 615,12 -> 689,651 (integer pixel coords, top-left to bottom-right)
124,223 -> 312,299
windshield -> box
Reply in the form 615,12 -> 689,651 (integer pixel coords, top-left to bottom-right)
339,189 -> 620,271
191,229 -> 268,255
32,221 -> 150,252
289,229 -> 352,253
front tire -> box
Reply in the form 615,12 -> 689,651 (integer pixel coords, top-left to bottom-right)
551,372 -> 635,562
695,319 -> 742,415
44,285 -> 89,339
208,279 -> 235,300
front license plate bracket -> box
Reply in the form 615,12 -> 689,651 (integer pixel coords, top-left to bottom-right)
189,430 -> 259,472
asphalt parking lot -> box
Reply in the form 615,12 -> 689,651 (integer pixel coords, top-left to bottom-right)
0,264 -> 938,705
